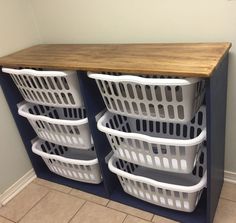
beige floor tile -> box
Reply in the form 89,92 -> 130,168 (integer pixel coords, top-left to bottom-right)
70,189 -> 109,206
19,190 -> 85,223
0,183 -> 48,222
107,201 -> 153,221
152,215 -> 178,223
214,198 -> 236,223
70,201 -> 126,223
124,215 -> 151,223
221,182 -> 236,202
0,216 -> 14,223
33,178 -> 72,193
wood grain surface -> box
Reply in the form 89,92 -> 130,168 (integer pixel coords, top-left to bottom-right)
0,43 -> 231,77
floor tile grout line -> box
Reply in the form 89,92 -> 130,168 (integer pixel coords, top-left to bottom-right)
68,188 -> 73,194
4,179 -> 234,223
34,180 -> 154,220
106,205 -> 154,222
106,200 -> 111,207
121,214 -> 128,223
32,182 -> 92,202
220,197 -> 236,203
32,181 -> 109,206
69,190 -> 110,206
66,190 -> 109,206
68,200 -> 87,223
33,180 -> 161,221
68,200 -> 129,223
32,178 -> 121,207
16,190 -> 87,223
32,181 -> 71,194
0,215 -> 16,223
32,182 -> 72,197
16,190 -> 50,223
68,189 -> 110,205
104,200 -> 110,206
151,214 -> 155,222
33,180 -> 156,221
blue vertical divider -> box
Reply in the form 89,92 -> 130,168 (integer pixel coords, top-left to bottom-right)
77,71 -> 118,195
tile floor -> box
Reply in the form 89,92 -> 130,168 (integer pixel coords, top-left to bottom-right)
0,179 -> 235,223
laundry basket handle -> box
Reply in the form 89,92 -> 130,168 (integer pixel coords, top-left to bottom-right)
108,155 -> 207,193
32,140 -> 98,166
88,72 -> 200,85
18,102 -> 88,125
2,68 -> 67,77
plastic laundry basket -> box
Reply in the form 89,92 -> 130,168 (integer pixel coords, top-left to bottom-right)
32,138 -> 102,184
98,106 -> 206,173
108,147 -> 207,212
88,72 -> 205,122
18,101 -> 92,149
2,68 -> 83,107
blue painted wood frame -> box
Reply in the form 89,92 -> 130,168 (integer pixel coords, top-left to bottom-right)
0,51 -> 229,223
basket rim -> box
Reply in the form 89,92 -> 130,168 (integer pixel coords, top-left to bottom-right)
2,67 -> 76,77
108,154 -> 207,193
32,138 -> 98,165
88,72 -> 202,85
18,101 -> 88,125
97,109 -> 206,147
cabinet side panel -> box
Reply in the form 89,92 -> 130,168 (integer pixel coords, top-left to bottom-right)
206,54 -> 229,223
0,73 -> 45,174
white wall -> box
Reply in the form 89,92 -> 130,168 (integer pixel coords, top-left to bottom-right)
30,0 -> 236,172
0,0 -> 40,193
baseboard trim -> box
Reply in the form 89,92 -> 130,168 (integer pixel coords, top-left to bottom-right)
0,169 -> 36,207
224,170 -> 236,184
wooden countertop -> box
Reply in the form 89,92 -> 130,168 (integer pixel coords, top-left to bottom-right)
0,43 -> 231,77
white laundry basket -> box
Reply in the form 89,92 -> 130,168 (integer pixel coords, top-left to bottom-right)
2,68 -> 83,107
88,72 -> 205,122
98,106 -> 206,173
18,101 -> 92,149
108,148 -> 207,212
32,138 -> 102,184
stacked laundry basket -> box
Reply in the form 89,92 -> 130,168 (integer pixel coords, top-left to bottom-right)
88,72 -> 207,212
2,68 -> 102,184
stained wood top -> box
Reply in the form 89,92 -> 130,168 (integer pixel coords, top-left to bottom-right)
0,43 -> 231,77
